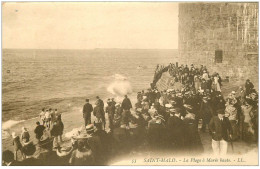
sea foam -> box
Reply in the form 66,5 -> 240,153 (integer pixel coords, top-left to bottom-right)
2,120 -> 25,130
107,74 -> 133,98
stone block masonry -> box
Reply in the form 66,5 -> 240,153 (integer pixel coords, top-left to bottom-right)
178,2 -> 258,85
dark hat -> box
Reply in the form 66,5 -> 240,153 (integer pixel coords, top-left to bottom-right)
216,109 -> 225,114
86,99 -> 89,102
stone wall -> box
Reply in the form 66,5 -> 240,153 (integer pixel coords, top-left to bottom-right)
178,2 -> 258,84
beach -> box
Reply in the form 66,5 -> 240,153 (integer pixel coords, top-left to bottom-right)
2,49 -> 176,142
2,79 -> 258,164
2,48 -> 258,163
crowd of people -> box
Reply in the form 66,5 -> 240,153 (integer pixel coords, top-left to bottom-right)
2,64 -> 258,166
153,63 -> 222,93
3,108 -> 64,166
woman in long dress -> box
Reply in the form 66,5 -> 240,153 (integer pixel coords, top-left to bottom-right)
212,76 -> 221,92
194,75 -> 201,94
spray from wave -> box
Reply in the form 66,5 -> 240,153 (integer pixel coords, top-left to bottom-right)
107,74 -> 133,102
2,120 -> 25,139
2,120 -> 25,130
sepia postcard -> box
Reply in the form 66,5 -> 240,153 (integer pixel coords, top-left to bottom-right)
1,1 -> 259,166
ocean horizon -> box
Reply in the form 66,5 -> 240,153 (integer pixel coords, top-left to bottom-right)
2,48 -> 178,127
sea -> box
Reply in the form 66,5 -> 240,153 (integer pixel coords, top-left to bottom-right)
2,49 -> 177,129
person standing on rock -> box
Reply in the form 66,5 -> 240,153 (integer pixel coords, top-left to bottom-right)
83,99 -> 93,127
120,95 -> 132,127
106,99 -> 115,131
39,108 -> 46,126
34,121 -> 45,141
121,95 -> 132,111
94,98 -> 106,129
45,109 -> 51,129
21,127 -> 30,144
11,132 -> 23,160
121,95 -> 132,127
50,119 -> 64,149
95,96 -> 104,109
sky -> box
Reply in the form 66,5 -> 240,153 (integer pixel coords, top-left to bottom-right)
3,2 -> 179,49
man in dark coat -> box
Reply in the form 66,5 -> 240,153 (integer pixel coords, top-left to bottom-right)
200,96 -> 214,132
11,132 -> 23,160
201,78 -> 208,91
83,99 -> 93,126
121,95 -> 132,111
211,92 -> 226,115
34,121 -> 45,141
183,106 -> 204,155
105,100 -> 115,130
93,106 -> 105,128
111,98 -> 116,106
94,97 -> 105,129
209,109 -> 233,155
147,115 -> 167,150
166,108 -> 185,151
245,79 -> 254,95
95,96 -> 104,109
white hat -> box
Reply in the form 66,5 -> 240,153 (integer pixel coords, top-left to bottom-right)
11,132 -> 16,138
120,124 -> 126,128
165,104 -> 172,108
